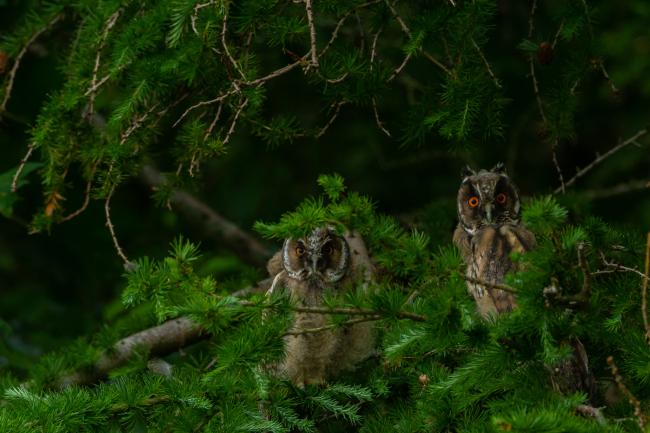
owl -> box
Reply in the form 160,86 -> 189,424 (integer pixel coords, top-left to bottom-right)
266,226 -> 375,386
453,163 -> 536,318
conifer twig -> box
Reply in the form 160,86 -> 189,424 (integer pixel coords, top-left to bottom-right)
470,37 -> 501,88
384,0 -> 450,75
303,0 -> 319,68
553,128 -> 648,194
104,182 -> 131,265
1,13 -> 63,113
595,253 -> 650,283
223,97 -> 249,145
642,232 -> 650,343
86,9 -> 122,120
221,8 -> 246,80
140,166 -> 273,267
284,315 -> 380,336
288,305 -> 427,322
372,97 -> 391,137
462,276 -> 518,294
60,162 -> 99,222
607,356 -> 646,430
316,100 -> 346,138
10,142 -> 37,193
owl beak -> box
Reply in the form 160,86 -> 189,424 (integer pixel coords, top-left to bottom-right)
484,203 -> 493,223
309,254 -> 323,276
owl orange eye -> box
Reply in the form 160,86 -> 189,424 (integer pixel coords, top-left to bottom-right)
468,196 -> 480,208
496,193 -> 507,204
295,246 -> 305,257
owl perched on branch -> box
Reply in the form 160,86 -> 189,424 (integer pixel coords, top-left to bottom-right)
453,163 -> 536,318
266,227 -> 375,386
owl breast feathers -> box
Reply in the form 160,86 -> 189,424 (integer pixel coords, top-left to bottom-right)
453,163 -> 536,318
266,227 -> 375,386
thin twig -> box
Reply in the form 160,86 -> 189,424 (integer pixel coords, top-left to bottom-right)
191,1 -> 215,36
10,142 -> 37,193
462,275 -> 518,294
528,0 -> 566,193
284,316 -> 380,336
1,14 -> 63,113
304,0 -> 319,68
104,183 -> 130,265
60,162 -> 99,222
607,356 -> 645,430
384,0 -> 450,75
173,88 -> 238,127
316,101 -> 345,138
387,53 -> 412,82
290,305 -> 427,322
86,9 -> 122,120
222,97 -> 249,145
551,19 -> 565,49
642,233 -> 650,343
372,97 -> 391,137
596,59 -> 619,95
221,8 -> 246,80
553,128 -> 648,194
318,0 -> 381,58
470,37 -> 500,88
596,253 -> 650,282
203,100 -> 224,142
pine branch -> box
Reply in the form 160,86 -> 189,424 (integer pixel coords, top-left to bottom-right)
57,317 -> 206,388
553,128 -> 648,194
1,13 -> 63,114
140,165 -> 273,267
580,178 -> 649,200
462,275 -> 518,294
607,356 -> 646,430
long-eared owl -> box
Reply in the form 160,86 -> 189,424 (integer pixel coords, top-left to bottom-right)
453,163 -> 536,318
266,226 -> 375,386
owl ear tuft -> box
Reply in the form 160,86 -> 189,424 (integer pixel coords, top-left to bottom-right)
461,165 -> 476,178
491,162 -> 507,175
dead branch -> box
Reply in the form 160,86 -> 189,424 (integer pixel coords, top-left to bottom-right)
470,37 -> 500,88
221,7 -> 246,80
554,128 -> 648,194
316,100 -> 346,138
105,182 -> 131,265
140,165 -> 273,267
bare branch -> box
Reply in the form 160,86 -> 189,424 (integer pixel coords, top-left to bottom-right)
86,9 -> 122,120
223,97 -> 249,145
462,275 -> 518,294
140,165 -> 273,267
304,0 -> 319,68
104,182 -> 131,265
387,53 -> 412,82
372,97 -> 391,137
284,316 -> 380,336
607,356 -> 645,430
57,317 -> 206,388
316,100 -> 346,138
471,37 -> 500,88
221,7 -> 246,80
10,142 -> 37,193
553,128 -> 648,194
1,14 -> 63,113
61,162 -> 99,222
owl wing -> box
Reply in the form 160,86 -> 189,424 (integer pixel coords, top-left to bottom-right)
266,249 -> 284,277
453,225 -> 473,263
328,231 -> 376,376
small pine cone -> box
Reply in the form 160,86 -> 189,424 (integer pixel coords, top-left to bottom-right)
418,374 -> 429,387
537,42 -> 554,65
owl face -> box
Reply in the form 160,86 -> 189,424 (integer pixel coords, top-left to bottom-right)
282,227 -> 350,285
457,163 -> 521,235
